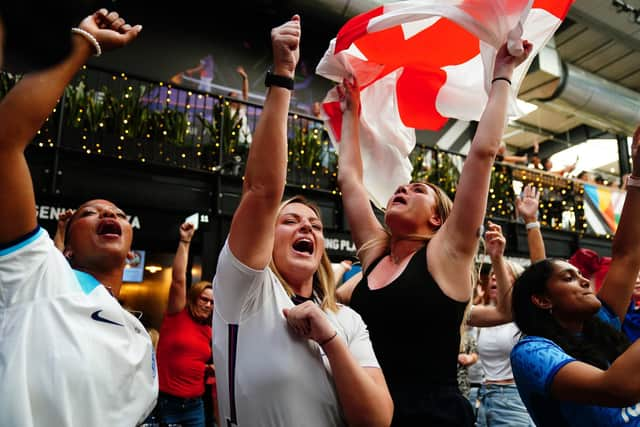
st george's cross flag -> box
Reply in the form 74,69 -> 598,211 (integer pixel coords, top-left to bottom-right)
316,0 -> 574,208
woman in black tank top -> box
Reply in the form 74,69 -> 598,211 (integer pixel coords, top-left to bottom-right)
335,41 -> 533,426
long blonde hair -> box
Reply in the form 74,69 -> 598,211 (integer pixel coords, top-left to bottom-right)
357,182 -> 453,259
269,196 -> 339,312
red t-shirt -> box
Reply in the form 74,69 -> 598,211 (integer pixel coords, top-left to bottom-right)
157,308 -> 212,398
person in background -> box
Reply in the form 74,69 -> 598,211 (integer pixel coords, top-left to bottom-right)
332,258 -> 353,285
228,65 -> 253,146
212,15 -> 393,427
542,156 -> 577,177
0,9 -> 155,427
155,222 -> 213,427
496,142 -> 528,165
510,140 -> 640,426
335,39 -> 532,426
576,171 -> 596,184
472,224 -> 534,427
53,208 -> 75,251
170,54 -> 215,92
457,326 -> 479,400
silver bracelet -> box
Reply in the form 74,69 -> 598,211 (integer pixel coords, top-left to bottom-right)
71,28 -> 102,57
525,221 -> 541,230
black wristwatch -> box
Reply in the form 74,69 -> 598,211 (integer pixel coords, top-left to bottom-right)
265,71 -> 295,90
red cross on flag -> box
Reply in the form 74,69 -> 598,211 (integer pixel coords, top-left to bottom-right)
316,0 -> 574,208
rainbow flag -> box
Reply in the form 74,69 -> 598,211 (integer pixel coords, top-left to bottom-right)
583,184 -> 626,233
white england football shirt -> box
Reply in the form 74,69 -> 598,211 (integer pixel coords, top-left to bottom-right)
0,227 -> 158,427
213,240 -> 379,427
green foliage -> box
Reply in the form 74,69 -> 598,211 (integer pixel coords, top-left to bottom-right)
487,164 -> 515,219
63,80 -> 190,146
196,101 -> 250,170
287,123 -> 336,188
289,125 -> 325,171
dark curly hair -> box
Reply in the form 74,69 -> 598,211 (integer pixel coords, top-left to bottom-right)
512,259 -> 630,370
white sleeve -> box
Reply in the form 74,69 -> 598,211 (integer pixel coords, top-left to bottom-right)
213,238 -> 268,324
340,306 -> 380,369
0,228 -> 76,306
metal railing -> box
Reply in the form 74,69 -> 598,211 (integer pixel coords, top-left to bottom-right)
0,68 -> 616,237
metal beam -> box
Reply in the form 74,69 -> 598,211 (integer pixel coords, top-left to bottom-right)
568,7 -> 640,53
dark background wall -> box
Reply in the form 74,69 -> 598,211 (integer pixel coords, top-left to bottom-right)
87,1 -> 341,114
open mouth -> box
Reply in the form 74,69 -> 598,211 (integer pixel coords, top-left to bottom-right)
97,219 -> 122,237
292,238 -> 314,255
391,195 -> 407,205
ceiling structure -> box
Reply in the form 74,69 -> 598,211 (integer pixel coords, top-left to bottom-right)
502,0 -> 640,175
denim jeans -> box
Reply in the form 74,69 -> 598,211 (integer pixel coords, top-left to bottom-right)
157,392 -> 206,427
468,385 -> 481,419
476,384 -> 535,427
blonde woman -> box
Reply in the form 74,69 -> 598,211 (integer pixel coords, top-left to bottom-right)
336,41 -> 532,425
212,15 -> 392,427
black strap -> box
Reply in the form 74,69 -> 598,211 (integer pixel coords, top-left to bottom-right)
265,71 -> 294,90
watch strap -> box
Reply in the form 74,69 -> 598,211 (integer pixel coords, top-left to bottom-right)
265,71 -> 294,90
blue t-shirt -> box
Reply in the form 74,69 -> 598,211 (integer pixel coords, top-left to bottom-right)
511,306 -> 640,427
623,302 -> 640,343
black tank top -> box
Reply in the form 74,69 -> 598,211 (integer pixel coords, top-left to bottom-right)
351,244 -> 468,393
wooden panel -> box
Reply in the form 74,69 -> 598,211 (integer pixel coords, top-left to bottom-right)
598,51 -> 640,80
557,29 -> 611,62
518,108 -> 583,134
619,70 -> 640,91
575,42 -> 631,73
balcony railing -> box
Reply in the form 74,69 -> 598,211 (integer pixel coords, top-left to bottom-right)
0,68 -> 622,239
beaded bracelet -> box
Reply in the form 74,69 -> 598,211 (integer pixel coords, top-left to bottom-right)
71,28 -> 102,57
525,221 -> 541,230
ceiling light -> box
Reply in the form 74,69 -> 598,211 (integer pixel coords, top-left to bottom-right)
145,265 -> 163,273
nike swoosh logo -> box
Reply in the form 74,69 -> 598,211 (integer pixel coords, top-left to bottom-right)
91,310 -> 124,327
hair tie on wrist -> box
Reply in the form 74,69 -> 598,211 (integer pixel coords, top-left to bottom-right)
71,28 -> 102,57
491,77 -> 511,85
180,240 -> 191,244
319,331 -> 338,347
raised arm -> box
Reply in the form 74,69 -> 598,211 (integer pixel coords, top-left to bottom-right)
336,78 -> 388,261
0,9 -> 141,244
468,221 -> 513,327
53,209 -> 75,251
227,16 -> 300,268
236,66 -> 249,101
502,154 -> 528,165
167,222 -> 196,314
597,145 -> 640,321
429,41 -> 532,299
515,183 -> 545,262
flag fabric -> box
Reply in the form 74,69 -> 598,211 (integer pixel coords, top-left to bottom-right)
316,0 -> 574,208
584,183 -> 626,234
